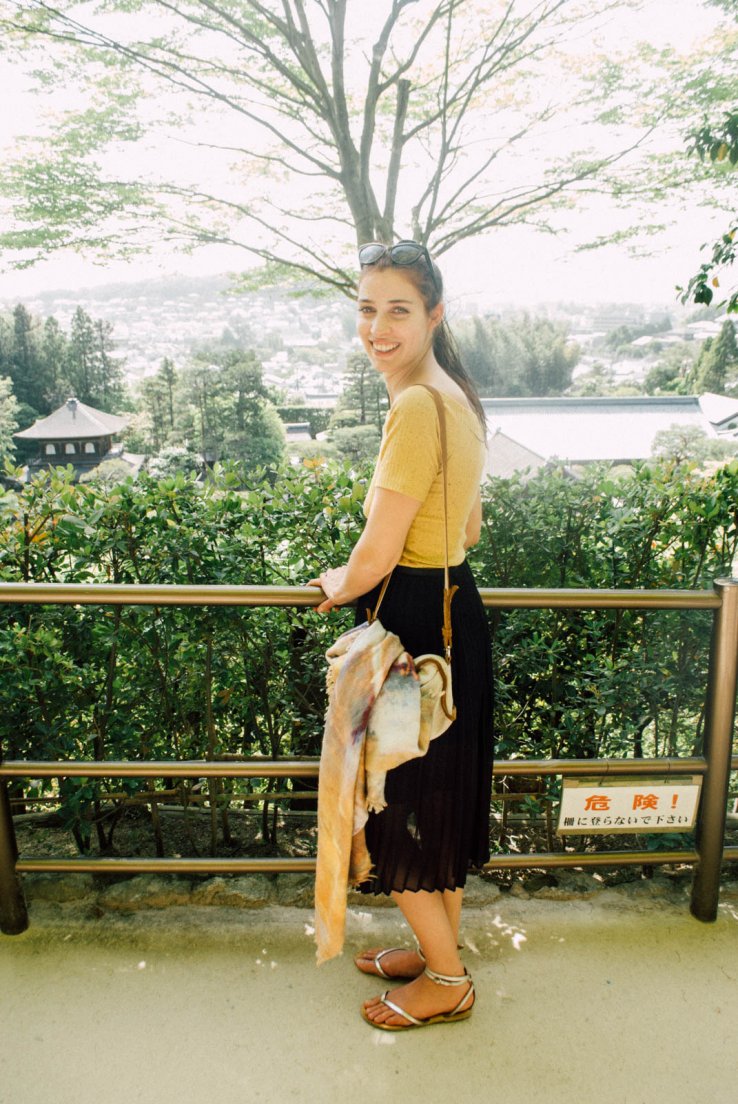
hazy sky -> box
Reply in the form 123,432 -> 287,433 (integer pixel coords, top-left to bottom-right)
0,0 -> 730,307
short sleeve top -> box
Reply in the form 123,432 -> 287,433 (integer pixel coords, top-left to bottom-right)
362,385 -> 487,568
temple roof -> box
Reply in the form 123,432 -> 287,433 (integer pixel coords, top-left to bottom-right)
14,398 -> 128,440
479,394 -> 735,467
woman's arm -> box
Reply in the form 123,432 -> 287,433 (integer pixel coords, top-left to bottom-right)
463,489 -> 482,550
308,485 -> 422,613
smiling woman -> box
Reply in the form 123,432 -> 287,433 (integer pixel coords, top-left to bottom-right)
308,241 -> 494,1033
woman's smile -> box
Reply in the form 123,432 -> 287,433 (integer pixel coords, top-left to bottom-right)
371,340 -> 401,357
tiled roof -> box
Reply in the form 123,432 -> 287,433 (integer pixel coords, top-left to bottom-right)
698,392 -> 738,427
480,395 -> 726,464
14,398 -> 128,440
485,431 -> 546,480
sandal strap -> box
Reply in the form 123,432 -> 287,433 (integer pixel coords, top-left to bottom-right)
378,992 -> 424,1027
423,966 -> 475,1015
372,945 -> 424,979
423,965 -> 472,987
452,979 -> 475,1016
372,947 -> 403,979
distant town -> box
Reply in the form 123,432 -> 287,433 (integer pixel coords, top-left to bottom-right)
2,272 -> 726,406
2,273 -> 736,481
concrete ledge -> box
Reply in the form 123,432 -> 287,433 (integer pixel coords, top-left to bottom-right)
14,867 -> 738,936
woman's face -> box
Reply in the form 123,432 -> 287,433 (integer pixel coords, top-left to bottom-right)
356,267 -> 443,381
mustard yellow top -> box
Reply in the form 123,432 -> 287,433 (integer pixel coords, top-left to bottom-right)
362,385 -> 488,568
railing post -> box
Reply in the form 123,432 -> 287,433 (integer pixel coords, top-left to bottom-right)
0,776 -> 29,935
690,577 -> 738,922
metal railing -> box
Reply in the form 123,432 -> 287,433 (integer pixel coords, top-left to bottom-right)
1,578 -> 737,937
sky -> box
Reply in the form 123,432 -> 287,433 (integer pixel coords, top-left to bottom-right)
0,0 -> 731,308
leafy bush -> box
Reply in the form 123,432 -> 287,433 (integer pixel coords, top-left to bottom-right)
1,454 -> 736,850
468,460 -> 738,792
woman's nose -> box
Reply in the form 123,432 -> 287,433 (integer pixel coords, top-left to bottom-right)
370,313 -> 391,335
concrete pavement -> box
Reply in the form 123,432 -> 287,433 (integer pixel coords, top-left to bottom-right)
1,895 -> 737,1104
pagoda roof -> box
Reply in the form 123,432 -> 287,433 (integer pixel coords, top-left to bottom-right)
14,398 -> 128,440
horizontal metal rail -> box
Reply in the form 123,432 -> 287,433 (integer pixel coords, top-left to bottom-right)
0,756 -> 715,780
14,850 -> 700,876
0,581 -> 722,610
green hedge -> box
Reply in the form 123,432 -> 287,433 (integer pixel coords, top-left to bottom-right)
1,455 -> 736,849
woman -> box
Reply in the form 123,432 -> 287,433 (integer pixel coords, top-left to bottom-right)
308,240 -> 494,1031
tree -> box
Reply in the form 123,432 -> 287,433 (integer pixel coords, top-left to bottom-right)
40,316 -> 71,409
67,307 -> 125,410
678,0 -> 737,314
331,352 -> 387,433
176,347 -> 285,468
0,375 -> 20,460
456,314 -> 579,396
644,344 -> 697,396
651,423 -> 735,464
7,304 -> 48,414
690,321 -> 738,393
159,358 -> 177,433
0,0 -> 673,293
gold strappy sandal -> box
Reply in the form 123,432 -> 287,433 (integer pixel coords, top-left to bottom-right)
360,966 -> 475,1031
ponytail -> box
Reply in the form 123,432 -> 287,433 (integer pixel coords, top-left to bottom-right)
434,319 -> 488,441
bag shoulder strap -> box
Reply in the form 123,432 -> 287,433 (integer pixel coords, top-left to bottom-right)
367,384 -> 458,660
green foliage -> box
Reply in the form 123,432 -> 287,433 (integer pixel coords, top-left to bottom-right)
644,344 -> 697,395
0,457 -> 367,846
688,321 -> 738,392
650,424 -> 736,463
77,458 -> 137,487
680,54 -> 738,315
1,452 -> 737,852
329,424 -> 382,465
604,318 -> 671,352
0,302 -> 127,425
468,459 -> 738,769
0,377 -> 20,461
330,353 -> 388,433
135,346 -> 286,468
456,314 -> 580,397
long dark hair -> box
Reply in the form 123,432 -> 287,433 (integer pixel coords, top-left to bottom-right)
359,252 -> 488,439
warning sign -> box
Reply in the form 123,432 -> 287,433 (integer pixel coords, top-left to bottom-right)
556,775 -> 701,834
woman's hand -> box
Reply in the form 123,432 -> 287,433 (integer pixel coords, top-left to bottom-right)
306,566 -> 349,614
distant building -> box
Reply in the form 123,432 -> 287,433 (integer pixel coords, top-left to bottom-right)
482,393 -> 738,479
13,396 -> 145,482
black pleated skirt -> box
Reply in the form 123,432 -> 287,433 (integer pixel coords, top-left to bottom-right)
353,558 -> 495,895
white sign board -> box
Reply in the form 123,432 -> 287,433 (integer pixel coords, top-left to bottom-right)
557,775 -> 702,835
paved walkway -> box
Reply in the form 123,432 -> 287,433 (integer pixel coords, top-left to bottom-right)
1,895 -> 737,1104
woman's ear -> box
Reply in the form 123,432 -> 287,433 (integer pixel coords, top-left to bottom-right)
430,301 -> 444,329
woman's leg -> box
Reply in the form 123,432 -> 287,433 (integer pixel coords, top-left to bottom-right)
355,887 -> 464,978
443,887 -> 464,944
362,889 -> 472,1026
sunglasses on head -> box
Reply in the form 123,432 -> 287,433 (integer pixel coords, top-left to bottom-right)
358,239 -> 440,294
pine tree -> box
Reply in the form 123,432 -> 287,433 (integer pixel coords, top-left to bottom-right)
40,316 -> 70,410
159,357 -> 177,430
68,307 -> 124,409
332,352 -> 386,432
692,321 -> 738,393
10,304 -> 47,413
